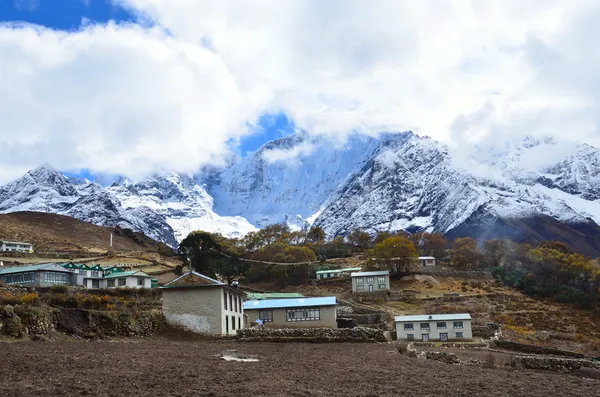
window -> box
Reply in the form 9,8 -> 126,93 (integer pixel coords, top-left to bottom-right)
229,294 -> 233,312
44,272 -> 69,284
232,316 -> 236,330
453,321 -> 464,329
420,323 -> 430,330
78,269 -> 86,275
366,277 -> 374,284
437,322 -> 447,329
356,278 -> 364,284
356,285 -> 364,291
455,332 -> 464,338
406,334 -> 414,340
118,278 -> 126,286
137,278 -> 144,286
286,308 -> 320,322
238,317 -> 241,330
2,272 -> 35,285
378,284 -> 386,289
403,323 -> 414,331
91,271 -> 99,278
377,276 -> 385,283
258,310 -> 273,322
92,279 -> 100,288
224,291 -> 228,310
107,279 -> 115,288
234,295 -> 238,312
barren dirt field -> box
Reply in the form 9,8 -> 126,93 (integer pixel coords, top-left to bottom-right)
1,340 -> 599,397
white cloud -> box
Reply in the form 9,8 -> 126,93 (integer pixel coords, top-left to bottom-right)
261,141 -> 316,164
2,1 -> 600,182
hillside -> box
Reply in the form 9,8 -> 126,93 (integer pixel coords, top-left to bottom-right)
247,271 -> 600,355
0,211 -> 174,255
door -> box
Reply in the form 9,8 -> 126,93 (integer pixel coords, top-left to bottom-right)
368,285 -> 374,292
422,334 -> 429,342
440,333 -> 448,341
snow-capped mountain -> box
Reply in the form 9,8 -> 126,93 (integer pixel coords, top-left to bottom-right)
205,133 -> 386,228
0,165 -> 178,247
107,173 -> 256,242
3,132 -> 600,255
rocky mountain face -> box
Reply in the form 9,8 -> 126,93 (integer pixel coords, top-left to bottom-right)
0,166 -> 178,247
2,133 -> 600,255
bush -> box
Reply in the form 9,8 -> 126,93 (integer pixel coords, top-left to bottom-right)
49,284 -> 68,293
21,292 -> 39,305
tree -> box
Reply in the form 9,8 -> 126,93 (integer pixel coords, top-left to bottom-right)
347,228 -> 372,251
288,230 -> 307,245
178,231 -> 220,275
539,241 -> 572,254
483,239 -> 506,267
451,237 -> 482,269
374,231 -> 394,245
306,226 -> 326,244
370,236 -> 418,278
422,233 -> 447,258
178,231 -> 249,285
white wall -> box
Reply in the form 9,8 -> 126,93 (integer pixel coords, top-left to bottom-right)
221,288 -> 245,335
395,319 -> 472,341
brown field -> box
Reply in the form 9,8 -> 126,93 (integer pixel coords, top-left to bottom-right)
0,339 -> 598,397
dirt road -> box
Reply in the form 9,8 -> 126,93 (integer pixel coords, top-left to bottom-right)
0,340 -> 598,396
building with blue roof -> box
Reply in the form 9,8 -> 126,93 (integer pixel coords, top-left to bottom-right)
0,263 -> 80,287
243,296 -> 337,328
394,313 -> 472,341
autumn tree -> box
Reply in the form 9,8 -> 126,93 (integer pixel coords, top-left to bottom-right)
346,228 -> 372,251
483,239 -> 507,267
373,231 -> 394,244
451,237 -> 482,269
306,226 -> 326,244
370,236 -> 418,278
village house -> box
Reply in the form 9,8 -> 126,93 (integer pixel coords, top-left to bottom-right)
350,270 -> 390,293
394,313 -> 472,341
417,256 -> 436,267
244,296 -> 337,328
0,263 -> 80,287
0,240 -> 33,253
316,267 -> 362,279
160,271 -> 246,336
60,263 -> 152,289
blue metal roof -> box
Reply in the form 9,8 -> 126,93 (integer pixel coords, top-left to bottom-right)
394,313 -> 471,322
243,296 -> 337,310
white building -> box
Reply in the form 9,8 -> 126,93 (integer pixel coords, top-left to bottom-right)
417,256 -> 436,267
101,270 -> 153,289
161,271 -> 246,336
395,313 -> 472,341
350,270 -> 390,293
316,267 -> 362,279
0,241 -> 33,253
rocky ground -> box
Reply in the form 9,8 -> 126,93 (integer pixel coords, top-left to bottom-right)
1,339 -> 599,397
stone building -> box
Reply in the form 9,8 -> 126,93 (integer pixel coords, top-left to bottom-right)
161,271 -> 247,336
350,270 -> 390,293
244,296 -> 337,328
394,313 -> 472,341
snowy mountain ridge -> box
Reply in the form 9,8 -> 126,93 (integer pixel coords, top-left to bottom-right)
2,132 -> 600,254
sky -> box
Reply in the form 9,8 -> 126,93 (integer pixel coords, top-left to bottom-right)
1,0 -> 600,182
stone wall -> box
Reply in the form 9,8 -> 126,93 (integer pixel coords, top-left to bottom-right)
0,304 -> 166,339
513,356 -> 600,372
472,324 -> 500,338
236,327 -> 392,343
492,340 -> 584,358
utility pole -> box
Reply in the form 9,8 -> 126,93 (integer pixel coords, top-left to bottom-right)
110,233 -> 113,248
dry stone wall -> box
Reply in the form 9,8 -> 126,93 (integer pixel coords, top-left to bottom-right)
236,327 -> 392,343
492,340 -> 584,358
513,356 -> 600,373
